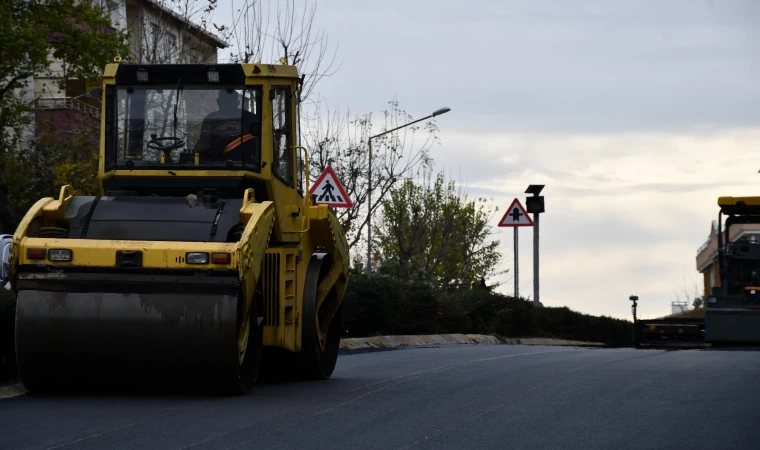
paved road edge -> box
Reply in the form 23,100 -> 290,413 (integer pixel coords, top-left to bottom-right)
339,334 -> 604,350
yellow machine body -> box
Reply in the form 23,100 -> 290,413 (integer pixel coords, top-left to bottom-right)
8,62 -> 350,394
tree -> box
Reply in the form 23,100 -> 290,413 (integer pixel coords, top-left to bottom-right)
0,0 -> 130,232
218,0 -> 340,104
304,99 -> 438,250
373,170 -> 504,290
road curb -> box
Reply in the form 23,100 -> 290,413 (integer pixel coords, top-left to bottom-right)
339,334 -> 604,350
0,383 -> 26,399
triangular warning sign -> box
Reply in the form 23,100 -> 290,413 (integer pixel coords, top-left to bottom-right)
498,198 -> 534,227
309,165 -> 353,208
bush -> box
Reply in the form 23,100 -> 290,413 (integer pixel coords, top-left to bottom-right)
342,273 -> 441,337
341,275 -> 633,346
0,288 -> 16,383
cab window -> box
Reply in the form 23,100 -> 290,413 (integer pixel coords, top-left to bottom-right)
105,85 -> 262,171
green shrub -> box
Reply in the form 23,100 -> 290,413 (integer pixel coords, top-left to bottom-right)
342,273 -> 441,337
341,275 -> 632,345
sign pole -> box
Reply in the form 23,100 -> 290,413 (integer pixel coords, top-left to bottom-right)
533,212 -> 539,305
514,227 -> 519,299
525,184 -> 545,307
498,198 -> 533,301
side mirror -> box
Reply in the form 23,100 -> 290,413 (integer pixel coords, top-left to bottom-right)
89,87 -> 102,99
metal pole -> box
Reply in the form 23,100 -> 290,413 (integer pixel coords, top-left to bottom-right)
363,108 -> 449,279
367,138 -> 372,277
514,227 -> 519,299
630,295 -> 638,346
533,212 -> 539,305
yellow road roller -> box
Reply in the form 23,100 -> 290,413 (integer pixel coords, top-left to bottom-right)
7,61 -> 350,394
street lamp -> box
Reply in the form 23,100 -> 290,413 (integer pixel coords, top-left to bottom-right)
366,106 -> 451,277
629,295 -> 639,346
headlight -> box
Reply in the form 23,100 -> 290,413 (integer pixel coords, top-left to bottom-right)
186,252 -> 209,264
48,249 -> 73,261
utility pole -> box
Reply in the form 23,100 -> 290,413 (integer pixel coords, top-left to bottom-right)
525,185 -> 545,306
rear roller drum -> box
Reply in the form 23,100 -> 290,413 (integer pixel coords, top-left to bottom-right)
298,254 -> 342,380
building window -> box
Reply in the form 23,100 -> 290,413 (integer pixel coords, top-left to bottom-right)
165,32 -> 177,63
150,23 -> 160,63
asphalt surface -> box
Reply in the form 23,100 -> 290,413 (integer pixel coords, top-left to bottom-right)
1,344 -> 759,450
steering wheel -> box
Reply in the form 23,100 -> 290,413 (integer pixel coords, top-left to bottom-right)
147,135 -> 185,162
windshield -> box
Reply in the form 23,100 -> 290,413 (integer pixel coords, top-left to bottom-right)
110,85 -> 262,171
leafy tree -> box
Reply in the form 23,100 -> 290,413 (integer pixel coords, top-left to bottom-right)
374,170 -> 504,290
0,0 -> 129,232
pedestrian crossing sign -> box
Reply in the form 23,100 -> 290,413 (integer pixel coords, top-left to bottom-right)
498,198 -> 533,227
309,165 -> 353,208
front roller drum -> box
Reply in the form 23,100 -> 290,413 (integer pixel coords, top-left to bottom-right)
15,290 -> 262,394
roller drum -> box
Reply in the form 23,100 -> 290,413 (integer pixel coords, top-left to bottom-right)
16,289 -> 243,392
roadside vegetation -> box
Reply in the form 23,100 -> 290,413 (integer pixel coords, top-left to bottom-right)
340,271 -> 633,347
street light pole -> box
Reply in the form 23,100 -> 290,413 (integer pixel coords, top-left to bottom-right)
630,295 -> 639,346
366,107 -> 451,277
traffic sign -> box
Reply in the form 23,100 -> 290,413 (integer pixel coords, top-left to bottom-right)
498,198 -> 534,227
309,165 -> 353,208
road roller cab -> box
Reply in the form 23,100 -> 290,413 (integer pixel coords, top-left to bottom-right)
8,61 -> 350,394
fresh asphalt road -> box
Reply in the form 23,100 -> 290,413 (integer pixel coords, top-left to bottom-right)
1,344 -> 759,450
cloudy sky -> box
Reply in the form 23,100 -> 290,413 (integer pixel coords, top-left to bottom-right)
214,0 -> 759,320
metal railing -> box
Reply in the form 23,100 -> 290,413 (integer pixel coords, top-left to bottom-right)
33,97 -> 100,119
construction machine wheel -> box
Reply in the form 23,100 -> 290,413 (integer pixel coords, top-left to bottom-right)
226,293 -> 264,395
15,285 -> 263,395
298,253 -> 342,380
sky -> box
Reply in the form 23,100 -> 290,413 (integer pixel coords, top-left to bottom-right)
211,0 -> 760,320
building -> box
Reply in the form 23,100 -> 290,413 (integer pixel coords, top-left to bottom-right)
695,220 -> 760,297
31,0 -> 228,140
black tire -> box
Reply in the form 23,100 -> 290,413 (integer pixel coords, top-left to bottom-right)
299,254 -> 342,380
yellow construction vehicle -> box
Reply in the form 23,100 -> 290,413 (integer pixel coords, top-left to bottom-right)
7,61 -> 350,394
705,196 -> 760,343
